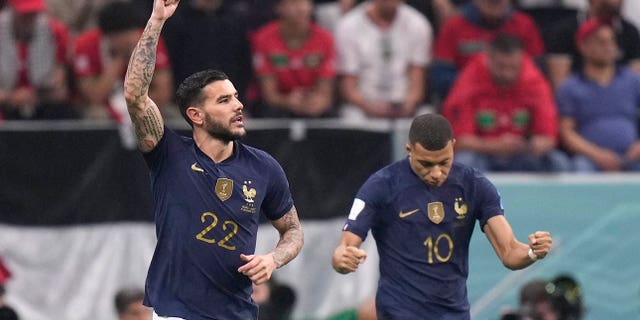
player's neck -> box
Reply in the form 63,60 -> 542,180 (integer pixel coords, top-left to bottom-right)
193,130 -> 235,163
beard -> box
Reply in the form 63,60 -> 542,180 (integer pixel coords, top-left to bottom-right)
204,113 -> 245,143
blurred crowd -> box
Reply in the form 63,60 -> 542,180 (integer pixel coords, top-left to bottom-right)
1,0 -> 640,173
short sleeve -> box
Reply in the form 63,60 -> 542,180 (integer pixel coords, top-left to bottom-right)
473,173 -> 504,230
342,174 -> 388,241
261,155 -> 294,221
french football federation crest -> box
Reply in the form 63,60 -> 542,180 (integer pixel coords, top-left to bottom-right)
454,197 -> 468,220
242,181 -> 256,203
427,202 -> 445,224
215,178 -> 233,201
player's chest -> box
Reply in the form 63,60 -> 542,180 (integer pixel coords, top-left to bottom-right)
171,159 -> 268,215
390,188 -> 473,229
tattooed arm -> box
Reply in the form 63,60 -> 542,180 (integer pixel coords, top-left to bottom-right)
123,0 -> 179,152
238,206 -> 304,285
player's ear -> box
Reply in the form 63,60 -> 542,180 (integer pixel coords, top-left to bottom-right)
405,143 -> 412,155
186,106 -> 204,126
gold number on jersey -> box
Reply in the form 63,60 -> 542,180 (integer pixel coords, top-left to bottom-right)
195,212 -> 238,250
423,233 -> 454,264
218,221 -> 239,250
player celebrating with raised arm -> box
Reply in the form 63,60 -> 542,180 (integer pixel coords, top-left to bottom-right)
332,114 -> 552,319
124,1 -> 303,319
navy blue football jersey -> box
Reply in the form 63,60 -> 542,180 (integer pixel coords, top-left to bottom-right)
142,128 -> 293,320
344,159 -> 503,319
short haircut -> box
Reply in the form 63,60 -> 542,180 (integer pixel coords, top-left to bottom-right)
98,1 -> 145,34
175,69 -> 229,126
409,114 -> 454,151
114,288 -> 144,315
489,33 -> 525,54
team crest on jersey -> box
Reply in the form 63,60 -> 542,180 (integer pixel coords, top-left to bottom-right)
215,178 -> 233,201
241,181 -> 257,214
454,197 -> 468,220
427,202 -> 445,224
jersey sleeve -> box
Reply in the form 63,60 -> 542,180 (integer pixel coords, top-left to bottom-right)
261,154 -> 294,221
473,172 -> 504,230
342,173 -> 388,241
142,126 -> 174,173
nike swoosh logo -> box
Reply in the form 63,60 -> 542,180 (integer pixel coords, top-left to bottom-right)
399,209 -> 420,218
191,162 -> 204,173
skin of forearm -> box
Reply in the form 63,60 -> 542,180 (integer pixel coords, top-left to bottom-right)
124,18 -> 164,107
270,212 -> 303,268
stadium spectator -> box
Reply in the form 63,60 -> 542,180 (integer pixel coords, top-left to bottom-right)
44,0 -> 111,35
162,0 -> 252,104
556,20 -> 640,172
336,0 -> 432,119
0,0 -> 74,120
313,0 -> 356,33
546,0 -> 640,88
114,288 -> 151,320
545,274 -> 585,320
251,0 -> 336,118
431,0 -> 544,100
441,34 -> 570,172
332,113 -> 553,318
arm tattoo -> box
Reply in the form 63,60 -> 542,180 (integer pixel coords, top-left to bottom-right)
272,207 -> 304,268
124,19 -> 165,150
125,20 -> 161,102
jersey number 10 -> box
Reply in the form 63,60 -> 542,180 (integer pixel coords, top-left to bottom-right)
423,233 -> 454,264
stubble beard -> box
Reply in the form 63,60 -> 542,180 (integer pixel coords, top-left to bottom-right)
204,113 -> 245,143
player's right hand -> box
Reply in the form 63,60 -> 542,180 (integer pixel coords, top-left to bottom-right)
151,0 -> 180,21
332,245 -> 367,274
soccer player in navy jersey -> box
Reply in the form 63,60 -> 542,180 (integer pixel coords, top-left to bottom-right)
123,1 -> 304,319
332,114 -> 552,319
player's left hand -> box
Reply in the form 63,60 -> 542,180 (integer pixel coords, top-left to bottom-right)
238,253 -> 277,285
528,231 -> 552,260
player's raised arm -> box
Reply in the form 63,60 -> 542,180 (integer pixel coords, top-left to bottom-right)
124,0 -> 179,152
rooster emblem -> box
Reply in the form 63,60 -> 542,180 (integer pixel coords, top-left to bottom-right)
242,181 -> 256,203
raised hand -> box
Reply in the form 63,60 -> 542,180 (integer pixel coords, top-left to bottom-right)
151,0 -> 180,21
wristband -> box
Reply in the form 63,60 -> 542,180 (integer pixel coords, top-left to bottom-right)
528,248 -> 538,261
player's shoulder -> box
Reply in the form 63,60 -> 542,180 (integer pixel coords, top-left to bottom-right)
236,142 -> 281,167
